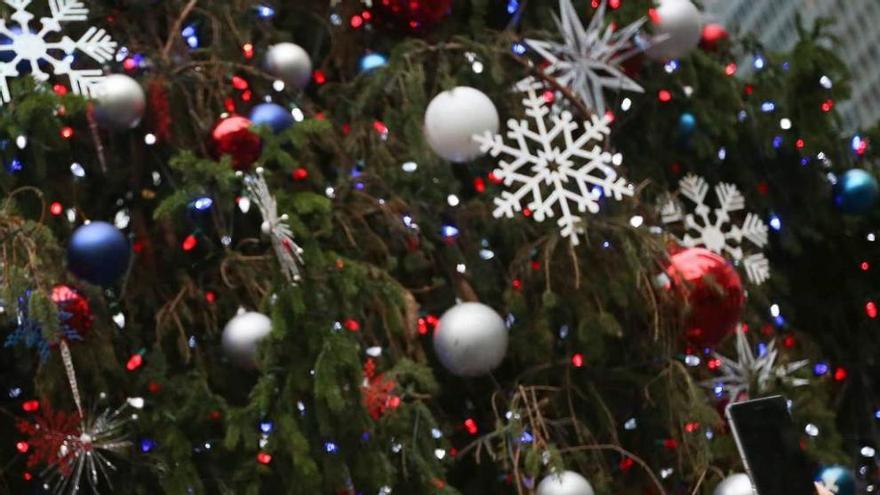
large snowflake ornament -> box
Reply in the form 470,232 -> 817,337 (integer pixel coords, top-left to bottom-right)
517,0 -> 646,116
701,327 -> 809,403
661,174 -> 770,284
474,89 -> 634,245
0,0 -> 117,104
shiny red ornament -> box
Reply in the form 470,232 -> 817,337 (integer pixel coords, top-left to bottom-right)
374,0 -> 452,34
51,285 -> 93,340
666,247 -> 745,347
700,23 -> 728,51
209,115 -> 262,170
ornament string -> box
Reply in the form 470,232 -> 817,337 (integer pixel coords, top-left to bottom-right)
59,340 -> 83,418
242,169 -> 305,283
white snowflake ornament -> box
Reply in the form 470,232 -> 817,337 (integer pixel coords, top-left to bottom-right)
474,88 -> 634,245
661,174 -> 770,284
0,0 -> 117,104
243,169 -> 305,284
517,0 -> 646,115
702,327 -> 809,402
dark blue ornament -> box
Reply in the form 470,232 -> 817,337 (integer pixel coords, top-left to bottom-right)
834,168 -> 879,215
816,465 -> 855,495
67,221 -> 131,286
358,52 -> 388,73
678,112 -> 697,136
249,103 -> 294,134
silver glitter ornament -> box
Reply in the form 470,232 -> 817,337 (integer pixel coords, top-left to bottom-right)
433,302 -> 508,377
93,74 -> 146,131
264,42 -> 313,90
222,311 -> 273,368
536,471 -> 595,495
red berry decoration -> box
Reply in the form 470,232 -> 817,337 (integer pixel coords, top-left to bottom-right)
665,247 -> 744,347
209,115 -> 262,170
700,23 -> 729,51
51,285 -> 93,340
374,0 -> 452,34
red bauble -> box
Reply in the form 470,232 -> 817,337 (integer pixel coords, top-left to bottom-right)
374,0 -> 452,34
209,115 -> 262,170
51,284 -> 93,339
665,247 -> 744,347
700,23 -> 729,51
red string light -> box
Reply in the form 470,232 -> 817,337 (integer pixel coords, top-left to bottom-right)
866,301 -> 878,319
257,452 -> 272,464
657,89 -> 672,102
473,177 -> 486,193
344,319 -> 361,332
60,126 -> 74,139
724,63 -> 737,76
182,234 -> 198,252
619,457 -> 635,471
821,99 -> 834,112
313,70 -> 327,85
833,367 -> 848,382
231,76 -> 249,90
242,43 -> 254,59
861,261 -> 870,271
684,422 -> 700,433
571,353 -> 584,368
49,202 -> 63,216
126,354 -> 144,371
292,167 -> 309,181
464,418 -> 478,435
21,400 -> 39,413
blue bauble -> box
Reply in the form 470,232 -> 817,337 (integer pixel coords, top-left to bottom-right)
816,465 -> 855,495
358,52 -> 388,73
248,103 -> 294,134
834,168 -> 879,215
67,222 -> 131,287
678,112 -> 697,136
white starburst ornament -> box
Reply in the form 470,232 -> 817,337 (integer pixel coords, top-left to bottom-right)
243,168 -> 305,283
702,327 -> 809,402
473,88 -> 634,245
661,174 -> 770,284
0,0 -> 117,104
518,0 -> 646,116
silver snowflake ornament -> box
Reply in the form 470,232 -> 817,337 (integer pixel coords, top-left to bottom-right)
243,169 -> 305,284
518,0 -> 646,115
702,327 -> 809,403
474,88 -> 634,245
661,174 -> 770,284
0,0 -> 117,104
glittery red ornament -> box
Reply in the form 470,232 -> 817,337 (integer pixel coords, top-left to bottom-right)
700,23 -> 729,51
51,285 -> 93,340
374,0 -> 452,34
665,247 -> 744,347
209,115 -> 262,170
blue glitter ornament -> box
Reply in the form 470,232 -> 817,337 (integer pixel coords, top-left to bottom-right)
834,168 -> 879,215
678,112 -> 697,136
67,221 -> 131,286
249,103 -> 295,134
816,465 -> 855,495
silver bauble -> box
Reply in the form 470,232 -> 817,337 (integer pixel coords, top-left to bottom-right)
536,471 -> 595,495
93,74 -> 146,131
433,302 -> 508,377
265,42 -> 313,90
222,311 -> 273,368
713,473 -> 753,495
424,86 -> 499,163
647,0 -> 703,61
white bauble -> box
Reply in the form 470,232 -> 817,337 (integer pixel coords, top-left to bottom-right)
93,74 -> 146,131
433,302 -> 507,377
222,311 -> 273,368
647,0 -> 703,61
265,42 -> 313,89
424,86 -> 499,163
713,474 -> 754,495
536,471 -> 595,495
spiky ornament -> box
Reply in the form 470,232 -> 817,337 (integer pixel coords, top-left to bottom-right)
518,0 -> 646,115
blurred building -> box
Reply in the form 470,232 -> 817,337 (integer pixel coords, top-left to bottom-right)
706,0 -> 880,130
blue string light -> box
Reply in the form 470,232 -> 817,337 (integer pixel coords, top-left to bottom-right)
506,0 -> 520,14
259,420 -> 274,434
772,136 -> 784,149
140,438 -> 157,453
511,42 -> 527,55
813,362 -> 829,376
760,101 -> 776,112
769,214 -> 782,231
441,224 -> 460,238
255,4 -> 276,18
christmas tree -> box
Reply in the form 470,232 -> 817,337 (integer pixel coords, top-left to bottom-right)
0,0 -> 877,493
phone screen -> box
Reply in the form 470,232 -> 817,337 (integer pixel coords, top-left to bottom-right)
726,396 -> 816,495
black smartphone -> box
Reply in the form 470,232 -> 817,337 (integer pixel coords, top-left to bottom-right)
726,396 -> 816,495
